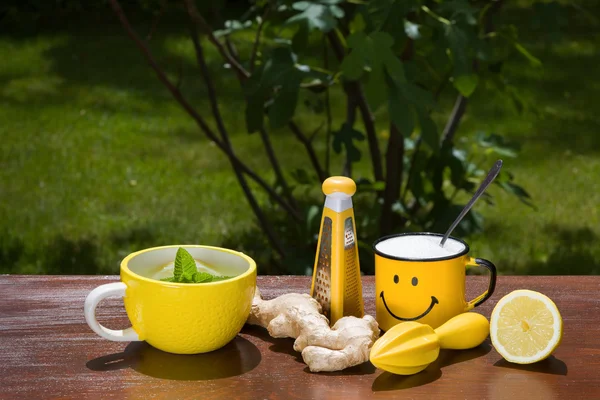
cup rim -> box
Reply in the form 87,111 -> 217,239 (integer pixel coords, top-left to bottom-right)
120,244 -> 257,286
373,232 -> 470,262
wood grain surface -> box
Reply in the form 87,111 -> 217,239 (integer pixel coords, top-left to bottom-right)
0,275 -> 599,399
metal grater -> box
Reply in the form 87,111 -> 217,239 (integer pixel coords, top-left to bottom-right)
343,217 -> 362,317
313,217 -> 332,319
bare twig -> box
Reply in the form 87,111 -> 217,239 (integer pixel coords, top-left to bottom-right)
308,122 -> 325,143
342,95 -> 357,177
175,57 -> 184,90
183,0 -> 250,81
225,39 -> 239,62
441,2 -> 504,146
327,31 -> 384,182
146,0 -> 167,41
249,7 -> 270,73
323,37 -> 333,175
108,0 -> 300,224
188,24 -> 229,143
289,121 -> 328,182
380,123 -> 405,235
258,127 -> 298,208
108,0 -> 223,148
401,137 -> 422,202
441,95 -> 467,145
354,83 -> 384,181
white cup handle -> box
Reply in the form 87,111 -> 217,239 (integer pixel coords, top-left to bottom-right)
84,282 -> 140,342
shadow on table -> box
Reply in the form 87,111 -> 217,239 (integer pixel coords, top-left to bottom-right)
303,362 -> 377,376
242,325 -> 305,364
86,336 -> 261,381
372,341 -> 492,392
493,355 -> 567,376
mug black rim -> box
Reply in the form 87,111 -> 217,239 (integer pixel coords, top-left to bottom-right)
372,232 -> 470,262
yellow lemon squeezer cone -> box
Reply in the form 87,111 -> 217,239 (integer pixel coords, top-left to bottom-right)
369,312 -> 490,375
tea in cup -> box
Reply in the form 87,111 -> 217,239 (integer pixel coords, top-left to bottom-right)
84,245 -> 256,354
373,233 -> 496,331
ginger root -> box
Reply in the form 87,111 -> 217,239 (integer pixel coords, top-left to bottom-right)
247,288 -> 380,372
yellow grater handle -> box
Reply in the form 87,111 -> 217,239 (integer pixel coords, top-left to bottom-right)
322,176 -> 356,196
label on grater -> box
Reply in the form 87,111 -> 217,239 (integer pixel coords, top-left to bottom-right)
313,217 -> 332,318
344,217 -> 355,249
343,217 -> 362,317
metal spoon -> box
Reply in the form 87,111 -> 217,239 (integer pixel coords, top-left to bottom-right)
440,160 -> 503,247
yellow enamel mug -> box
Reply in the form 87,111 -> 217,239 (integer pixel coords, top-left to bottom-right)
84,245 -> 256,354
374,233 -> 496,331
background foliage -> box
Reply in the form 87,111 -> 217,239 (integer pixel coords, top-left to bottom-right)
1,0 -> 599,275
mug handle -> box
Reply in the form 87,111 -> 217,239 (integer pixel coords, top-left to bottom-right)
465,257 -> 497,309
84,282 -> 140,342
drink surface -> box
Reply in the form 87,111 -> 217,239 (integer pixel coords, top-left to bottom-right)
149,260 -> 233,281
375,235 -> 466,260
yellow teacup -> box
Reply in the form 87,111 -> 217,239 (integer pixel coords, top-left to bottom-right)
84,245 -> 256,354
374,233 -> 496,331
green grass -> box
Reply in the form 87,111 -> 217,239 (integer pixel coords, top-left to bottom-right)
1,5 -> 599,275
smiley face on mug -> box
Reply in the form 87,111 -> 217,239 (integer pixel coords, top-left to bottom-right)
379,274 -> 439,322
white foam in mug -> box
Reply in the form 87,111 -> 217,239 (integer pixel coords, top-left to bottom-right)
375,234 -> 466,260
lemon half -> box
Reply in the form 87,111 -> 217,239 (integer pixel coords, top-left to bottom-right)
490,289 -> 562,364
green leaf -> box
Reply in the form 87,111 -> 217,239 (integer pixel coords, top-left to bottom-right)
346,31 -> 368,49
404,21 -> 421,40
330,5 -> 344,18
364,63 -> 387,108
192,272 -> 214,283
286,2 -> 341,32
476,132 -> 520,158
213,19 -> 253,38
453,74 -> 479,97
211,276 -> 234,282
306,204 -> 320,233
333,122 -> 365,163
341,49 -> 365,80
176,247 -> 198,282
245,95 -> 264,133
513,42 -> 542,67
269,78 -> 301,129
369,31 -> 394,48
389,84 -> 414,136
160,277 -> 175,282
292,20 -> 310,54
382,52 -> 406,84
366,0 -> 415,42
350,11 -> 366,33
400,83 -> 436,112
447,149 -> 474,191
173,247 -> 185,280
261,47 -> 296,88
439,0 -> 477,25
417,112 -> 439,152
497,181 -> 535,208
356,179 -> 386,192
445,25 -> 470,77
290,168 -> 312,185
244,68 -> 266,133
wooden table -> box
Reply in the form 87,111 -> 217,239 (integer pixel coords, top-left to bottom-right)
1,276 -> 599,399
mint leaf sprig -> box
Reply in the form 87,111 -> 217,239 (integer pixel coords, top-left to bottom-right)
160,248 -> 233,283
